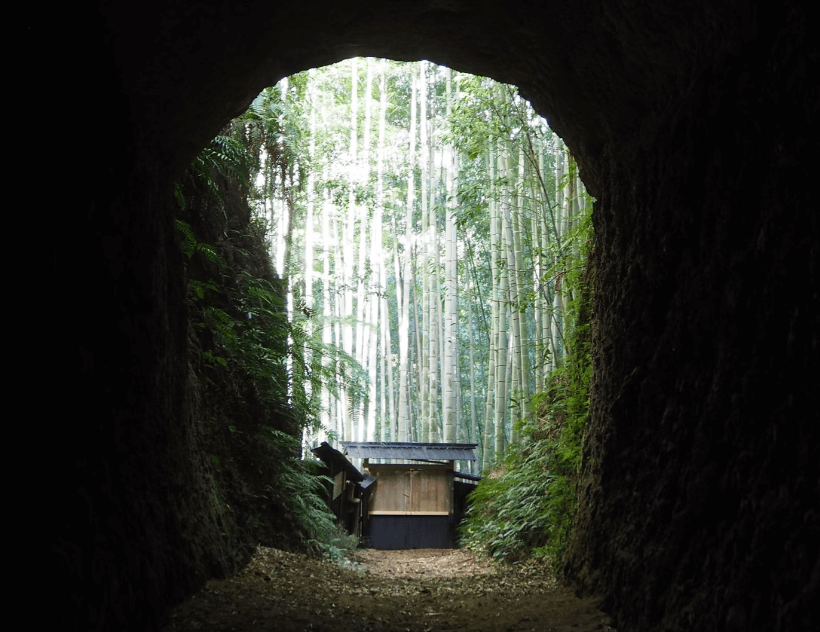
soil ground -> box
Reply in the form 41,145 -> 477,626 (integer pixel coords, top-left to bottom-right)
163,546 -> 613,631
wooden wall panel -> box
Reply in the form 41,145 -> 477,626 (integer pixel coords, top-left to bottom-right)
368,465 -> 451,515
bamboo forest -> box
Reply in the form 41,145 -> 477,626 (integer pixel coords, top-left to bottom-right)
248,59 -> 589,459
178,57 -> 594,563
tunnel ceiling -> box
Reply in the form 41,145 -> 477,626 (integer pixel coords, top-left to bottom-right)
104,0 -> 745,195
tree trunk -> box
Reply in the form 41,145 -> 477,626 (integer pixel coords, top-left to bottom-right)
494,142 -> 509,459
302,75 -> 317,447
364,58 -> 379,443
398,66 -> 416,443
482,147 -> 498,472
468,276 -> 478,473
443,67 -> 457,443
428,100 -> 440,443
418,61 -> 431,443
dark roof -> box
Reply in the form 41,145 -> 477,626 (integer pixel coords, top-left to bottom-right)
311,442 -> 365,482
340,441 -> 478,462
453,471 -> 482,482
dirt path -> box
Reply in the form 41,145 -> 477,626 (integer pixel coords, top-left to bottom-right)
164,546 -> 613,631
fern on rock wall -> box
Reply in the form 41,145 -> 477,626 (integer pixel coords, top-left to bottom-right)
172,128 -> 346,556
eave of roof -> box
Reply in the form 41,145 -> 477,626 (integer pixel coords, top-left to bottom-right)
311,442 -> 365,482
340,441 -> 478,461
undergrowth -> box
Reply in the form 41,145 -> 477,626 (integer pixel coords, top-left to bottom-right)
461,213 -> 594,573
175,134 -> 364,563
262,428 -> 358,563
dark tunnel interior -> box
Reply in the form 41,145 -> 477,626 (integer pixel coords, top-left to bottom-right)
47,1 -> 817,630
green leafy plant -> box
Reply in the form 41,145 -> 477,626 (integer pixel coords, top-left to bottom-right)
175,173 -> 367,557
461,207 -> 594,572
261,428 -> 357,562
461,332 -> 591,568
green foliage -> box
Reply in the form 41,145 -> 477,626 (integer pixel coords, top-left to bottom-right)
311,523 -> 361,567
261,428 -> 357,561
178,108 -> 369,424
176,131 -> 369,559
289,307 -> 370,435
461,324 -> 592,568
204,277 -> 291,405
175,135 -> 255,209
461,211 -> 594,571
175,61 -> 597,563
176,220 -> 227,269
242,83 -> 309,203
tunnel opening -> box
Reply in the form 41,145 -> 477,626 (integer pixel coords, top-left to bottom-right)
57,2 -> 818,631
235,59 -> 588,449
175,56 -> 595,563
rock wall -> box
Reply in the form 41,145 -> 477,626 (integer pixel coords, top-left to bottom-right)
51,1 -> 817,630
564,5 -> 819,629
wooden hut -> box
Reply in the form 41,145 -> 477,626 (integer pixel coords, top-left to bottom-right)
340,442 -> 479,549
311,442 -> 374,540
